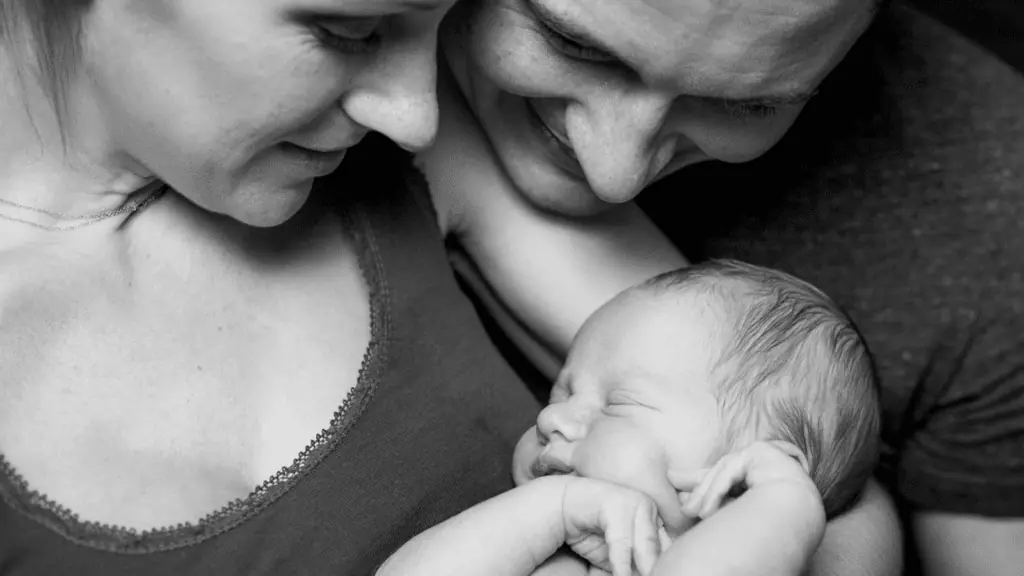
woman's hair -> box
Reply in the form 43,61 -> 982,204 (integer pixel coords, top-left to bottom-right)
1,0 -> 93,126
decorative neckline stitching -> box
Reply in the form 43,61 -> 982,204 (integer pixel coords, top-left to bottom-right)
0,202 -> 391,554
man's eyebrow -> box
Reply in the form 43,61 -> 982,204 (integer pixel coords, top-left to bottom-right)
530,2 -> 819,108
391,0 -> 444,10
701,89 -> 820,109
529,1 -> 628,62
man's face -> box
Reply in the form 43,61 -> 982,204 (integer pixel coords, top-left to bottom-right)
444,0 -> 877,215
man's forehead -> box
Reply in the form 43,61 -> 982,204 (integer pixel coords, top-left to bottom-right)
565,0 -> 873,95
636,0 -> 860,21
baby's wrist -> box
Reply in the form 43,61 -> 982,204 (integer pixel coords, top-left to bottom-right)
518,475 -> 579,550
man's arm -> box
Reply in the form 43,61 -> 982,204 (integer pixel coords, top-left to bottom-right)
419,64 -> 686,376
806,480 -> 902,576
914,513 -> 1024,576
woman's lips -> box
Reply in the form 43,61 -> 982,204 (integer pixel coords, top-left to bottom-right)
278,143 -> 349,177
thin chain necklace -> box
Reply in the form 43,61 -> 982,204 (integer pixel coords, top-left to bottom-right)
0,182 -> 168,232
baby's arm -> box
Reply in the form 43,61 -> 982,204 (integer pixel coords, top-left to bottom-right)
376,476 -> 568,576
657,442 -> 827,576
377,475 -> 661,576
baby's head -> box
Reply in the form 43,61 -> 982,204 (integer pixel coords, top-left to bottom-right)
513,259 -> 880,530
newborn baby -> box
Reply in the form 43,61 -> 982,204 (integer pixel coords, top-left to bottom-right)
380,259 -> 881,576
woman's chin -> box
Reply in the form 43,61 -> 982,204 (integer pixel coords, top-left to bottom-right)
221,179 -> 315,228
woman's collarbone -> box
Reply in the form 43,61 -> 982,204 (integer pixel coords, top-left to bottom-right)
0,211 -> 371,531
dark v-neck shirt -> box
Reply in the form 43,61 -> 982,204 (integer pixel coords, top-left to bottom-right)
0,147 -> 540,575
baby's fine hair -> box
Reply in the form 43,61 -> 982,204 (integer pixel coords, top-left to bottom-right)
642,259 -> 881,519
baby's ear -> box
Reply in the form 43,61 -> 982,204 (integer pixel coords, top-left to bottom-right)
769,440 -> 811,474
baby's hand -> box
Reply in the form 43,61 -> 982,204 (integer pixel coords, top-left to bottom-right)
670,440 -> 822,520
560,476 -> 662,576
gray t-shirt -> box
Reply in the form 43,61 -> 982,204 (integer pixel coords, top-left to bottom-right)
643,2 -> 1024,518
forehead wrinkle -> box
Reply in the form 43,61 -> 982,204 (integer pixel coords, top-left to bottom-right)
568,0 -> 868,96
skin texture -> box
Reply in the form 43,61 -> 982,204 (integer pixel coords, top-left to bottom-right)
427,2 -> 902,574
0,0 -> 456,531
442,0 -> 875,215
513,289 -> 727,535
1,0 -> 453,228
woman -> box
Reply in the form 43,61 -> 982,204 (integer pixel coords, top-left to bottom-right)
427,0 -> 1023,574
0,0 -> 538,573
0,2 -> 890,576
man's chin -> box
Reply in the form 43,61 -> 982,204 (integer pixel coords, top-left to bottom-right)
513,179 -> 615,218
500,158 -> 614,218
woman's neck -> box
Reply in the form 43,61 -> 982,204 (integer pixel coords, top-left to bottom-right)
0,64 -> 154,224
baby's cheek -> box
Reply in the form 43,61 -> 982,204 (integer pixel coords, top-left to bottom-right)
579,431 -> 691,534
576,427 -> 661,482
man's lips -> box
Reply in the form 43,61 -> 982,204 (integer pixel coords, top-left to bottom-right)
523,99 -> 588,181
527,100 -> 574,155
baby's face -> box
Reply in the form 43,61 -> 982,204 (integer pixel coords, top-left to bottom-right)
513,289 -> 724,533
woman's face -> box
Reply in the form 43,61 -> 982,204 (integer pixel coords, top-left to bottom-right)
80,0 -> 454,226
444,0 -> 876,215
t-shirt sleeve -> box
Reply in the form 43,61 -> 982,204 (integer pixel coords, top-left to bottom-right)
891,311 -> 1024,516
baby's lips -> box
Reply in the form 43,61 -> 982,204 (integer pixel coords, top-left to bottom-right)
511,427 -> 543,485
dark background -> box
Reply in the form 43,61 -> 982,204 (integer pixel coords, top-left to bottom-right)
912,0 -> 1023,73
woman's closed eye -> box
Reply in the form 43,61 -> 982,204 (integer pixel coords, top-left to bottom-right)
313,17 -> 384,55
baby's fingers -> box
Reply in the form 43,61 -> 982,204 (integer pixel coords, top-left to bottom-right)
692,458 -> 746,519
632,502 -> 661,576
666,468 -> 708,491
681,464 -> 720,518
606,532 -> 633,576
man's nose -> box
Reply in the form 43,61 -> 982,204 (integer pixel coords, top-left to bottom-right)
567,89 -> 675,203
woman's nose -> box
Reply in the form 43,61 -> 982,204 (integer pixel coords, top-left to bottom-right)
536,402 -> 586,444
341,36 -> 440,151
567,90 -> 675,203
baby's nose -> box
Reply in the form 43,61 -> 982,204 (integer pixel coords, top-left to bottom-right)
536,403 -> 585,443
